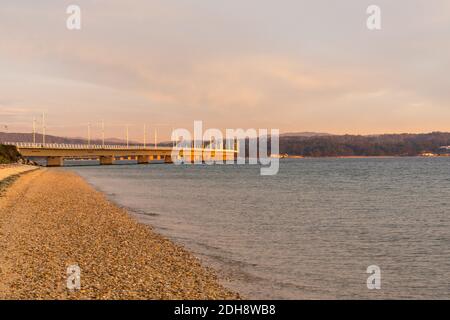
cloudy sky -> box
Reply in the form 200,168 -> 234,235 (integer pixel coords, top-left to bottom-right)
0,0 -> 449,140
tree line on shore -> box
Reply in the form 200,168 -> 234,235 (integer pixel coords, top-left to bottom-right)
276,132 -> 450,156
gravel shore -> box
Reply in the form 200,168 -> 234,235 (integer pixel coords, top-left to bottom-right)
0,169 -> 239,299
0,164 -> 37,182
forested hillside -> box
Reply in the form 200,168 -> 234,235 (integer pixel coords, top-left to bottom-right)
278,132 -> 450,156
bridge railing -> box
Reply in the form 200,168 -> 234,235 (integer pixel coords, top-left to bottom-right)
0,142 -> 167,150
1,142 -> 236,152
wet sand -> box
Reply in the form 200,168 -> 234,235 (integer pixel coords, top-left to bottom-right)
0,169 -> 238,299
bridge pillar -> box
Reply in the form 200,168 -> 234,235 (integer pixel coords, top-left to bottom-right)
224,151 -> 234,162
202,150 -> 212,163
187,150 -> 195,163
164,155 -> 173,163
47,156 -> 64,167
99,156 -> 114,165
137,155 -> 150,164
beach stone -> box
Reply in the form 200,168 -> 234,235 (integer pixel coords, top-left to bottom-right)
0,169 -> 239,300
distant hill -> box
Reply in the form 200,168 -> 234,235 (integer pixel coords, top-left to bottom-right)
0,132 -> 141,146
280,132 -> 332,137
278,132 -> 450,156
240,132 -> 450,157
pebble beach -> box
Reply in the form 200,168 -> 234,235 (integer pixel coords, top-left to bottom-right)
0,167 -> 238,299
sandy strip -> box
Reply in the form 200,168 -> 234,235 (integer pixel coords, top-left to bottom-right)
0,164 -> 38,182
0,169 -> 238,300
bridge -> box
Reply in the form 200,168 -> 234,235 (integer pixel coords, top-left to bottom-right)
3,142 -> 238,167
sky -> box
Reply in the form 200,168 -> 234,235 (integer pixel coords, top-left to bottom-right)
0,0 -> 449,141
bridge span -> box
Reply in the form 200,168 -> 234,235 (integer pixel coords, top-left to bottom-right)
3,143 -> 238,167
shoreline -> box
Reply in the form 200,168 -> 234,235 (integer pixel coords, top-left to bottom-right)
0,164 -> 38,181
0,164 -> 39,195
279,155 -> 449,159
0,168 -> 239,299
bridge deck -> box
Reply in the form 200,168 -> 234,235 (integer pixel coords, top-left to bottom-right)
2,143 -> 238,167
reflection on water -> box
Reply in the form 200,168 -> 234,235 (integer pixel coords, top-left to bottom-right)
67,158 -> 450,299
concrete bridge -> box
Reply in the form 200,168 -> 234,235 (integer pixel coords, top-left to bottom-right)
3,143 -> 238,167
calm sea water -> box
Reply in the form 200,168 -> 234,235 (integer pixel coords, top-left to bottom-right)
66,158 -> 450,299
